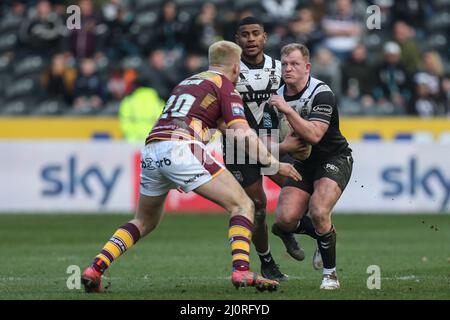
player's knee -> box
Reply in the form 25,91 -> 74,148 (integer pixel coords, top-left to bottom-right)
275,210 -> 298,231
309,205 -> 331,231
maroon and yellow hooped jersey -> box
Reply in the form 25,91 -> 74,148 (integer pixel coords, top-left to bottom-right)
146,71 -> 247,145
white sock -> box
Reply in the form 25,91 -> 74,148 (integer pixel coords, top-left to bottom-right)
323,267 -> 336,276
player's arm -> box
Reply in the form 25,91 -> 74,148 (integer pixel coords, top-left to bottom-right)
269,93 -> 333,145
227,120 -> 301,181
264,132 -> 308,156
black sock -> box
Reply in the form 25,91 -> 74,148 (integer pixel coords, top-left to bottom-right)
294,215 -> 318,239
258,250 -> 273,264
316,226 -> 336,269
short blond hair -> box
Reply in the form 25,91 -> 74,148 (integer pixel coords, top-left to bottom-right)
208,40 -> 242,68
280,43 -> 310,62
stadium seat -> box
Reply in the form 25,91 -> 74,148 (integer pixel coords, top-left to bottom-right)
426,32 -> 448,52
97,101 -> 120,116
64,106 -> 100,116
0,98 -> 33,115
121,56 -> 143,70
13,55 -> 47,78
3,76 -> 41,101
135,0 -> 163,10
425,12 -> 450,31
29,99 -> 68,116
133,10 -> 159,29
0,31 -> 18,53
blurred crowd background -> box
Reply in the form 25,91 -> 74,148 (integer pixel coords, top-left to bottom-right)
0,0 -> 449,117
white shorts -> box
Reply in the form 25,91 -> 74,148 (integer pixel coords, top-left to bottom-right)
139,140 -> 224,196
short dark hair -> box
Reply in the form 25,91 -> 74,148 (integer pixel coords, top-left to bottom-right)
237,16 -> 264,29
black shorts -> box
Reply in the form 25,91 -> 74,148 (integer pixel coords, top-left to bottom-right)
284,150 -> 353,194
226,154 -> 295,188
226,163 -> 261,188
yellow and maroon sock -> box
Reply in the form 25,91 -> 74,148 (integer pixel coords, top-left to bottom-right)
92,222 -> 141,274
228,215 -> 253,271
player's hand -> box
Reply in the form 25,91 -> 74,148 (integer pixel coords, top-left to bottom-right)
277,162 -> 302,181
280,132 -> 306,153
269,95 -> 291,114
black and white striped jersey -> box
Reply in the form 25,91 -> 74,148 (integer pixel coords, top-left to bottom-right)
276,76 -> 350,162
236,54 -> 282,133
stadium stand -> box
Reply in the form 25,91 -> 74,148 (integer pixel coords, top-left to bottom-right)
0,0 -> 448,117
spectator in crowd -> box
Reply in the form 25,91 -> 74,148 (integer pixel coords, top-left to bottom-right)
102,0 -> 139,61
261,0 -> 299,20
65,0 -> 105,59
308,0 -> 327,23
73,58 -> 104,109
373,41 -> 413,115
19,0 -> 64,57
107,66 -> 127,101
187,2 -> 223,55
41,53 -> 76,104
139,48 -> 176,101
321,0 -> 362,61
153,0 -> 189,66
311,47 -> 342,99
392,0 -> 428,30
393,21 -> 421,75
1,0 -> 27,33
174,51 -> 207,83
413,50 -> 446,116
341,43 -> 376,109
119,76 -> 165,144
288,8 -> 323,52
265,24 -> 290,58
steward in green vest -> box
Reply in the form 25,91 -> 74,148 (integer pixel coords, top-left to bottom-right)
119,86 -> 165,143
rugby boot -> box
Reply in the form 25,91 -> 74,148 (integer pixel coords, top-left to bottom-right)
81,266 -> 105,293
231,270 -> 279,292
320,271 -> 340,290
272,223 -> 305,261
261,260 -> 289,282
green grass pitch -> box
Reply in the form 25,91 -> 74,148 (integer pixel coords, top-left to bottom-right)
0,213 -> 449,300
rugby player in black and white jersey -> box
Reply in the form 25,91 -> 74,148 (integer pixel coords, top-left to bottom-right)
269,43 -> 354,290
223,17 -> 314,281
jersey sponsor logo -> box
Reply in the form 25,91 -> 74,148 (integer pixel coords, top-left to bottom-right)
262,112 -> 273,128
179,79 -> 203,86
111,236 -> 127,253
325,163 -> 339,174
269,75 -> 279,85
241,91 -> 273,103
141,157 -> 171,170
183,172 -> 207,184
312,104 -> 332,115
232,103 -> 245,116
237,78 -> 250,86
41,155 -> 122,206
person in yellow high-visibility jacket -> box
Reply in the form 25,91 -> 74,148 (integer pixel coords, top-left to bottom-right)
119,84 -> 165,144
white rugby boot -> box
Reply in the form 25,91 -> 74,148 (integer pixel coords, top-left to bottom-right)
320,271 -> 340,290
312,247 -> 323,270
